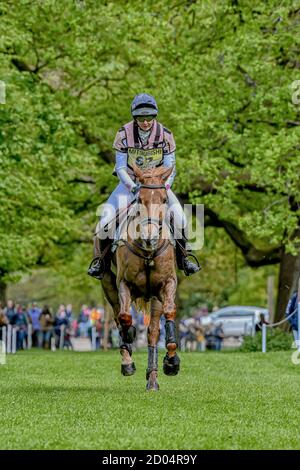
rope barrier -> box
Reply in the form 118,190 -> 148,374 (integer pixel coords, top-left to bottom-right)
260,279 -> 300,353
256,309 -> 297,330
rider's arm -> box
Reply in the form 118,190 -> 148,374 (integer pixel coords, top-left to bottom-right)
162,128 -> 176,190
115,151 -> 137,192
163,152 -> 176,189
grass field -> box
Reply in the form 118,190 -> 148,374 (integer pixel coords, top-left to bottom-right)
0,349 -> 300,450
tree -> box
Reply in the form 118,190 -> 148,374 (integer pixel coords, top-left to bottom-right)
1,1 -> 299,318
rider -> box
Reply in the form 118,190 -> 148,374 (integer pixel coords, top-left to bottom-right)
88,93 -> 201,279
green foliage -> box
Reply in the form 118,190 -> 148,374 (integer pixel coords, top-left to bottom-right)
240,328 -> 293,352
7,244 -> 104,314
1,1 -> 299,306
179,227 -> 277,315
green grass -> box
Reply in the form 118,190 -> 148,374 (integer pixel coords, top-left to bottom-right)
0,349 -> 300,449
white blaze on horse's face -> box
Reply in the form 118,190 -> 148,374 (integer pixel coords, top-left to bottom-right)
137,195 -> 166,250
137,202 -> 160,250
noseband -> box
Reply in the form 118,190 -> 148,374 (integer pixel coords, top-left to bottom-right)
123,181 -> 170,261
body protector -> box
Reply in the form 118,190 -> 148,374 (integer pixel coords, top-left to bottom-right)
96,120 -> 187,238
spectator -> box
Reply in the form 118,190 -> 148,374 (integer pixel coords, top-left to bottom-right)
255,312 -> 269,333
205,322 -> 217,350
286,291 -> 298,342
15,305 -> 29,350
212,322 -> 225,351
54,305 -> 72,349
66,304 -> 73,320
39,306 -> 54,349
4,300 -> 17,325
28,302 -> 41,347
78,305 -> 90,337
89,307 -> 102,349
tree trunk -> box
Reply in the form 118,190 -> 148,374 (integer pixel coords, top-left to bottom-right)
0,279 -> 7,306
275,249 -> 300,322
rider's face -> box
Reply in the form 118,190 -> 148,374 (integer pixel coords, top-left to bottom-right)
136,118 -> 154,131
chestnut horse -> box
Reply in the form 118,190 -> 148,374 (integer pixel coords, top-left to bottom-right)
101,164 -> 180,390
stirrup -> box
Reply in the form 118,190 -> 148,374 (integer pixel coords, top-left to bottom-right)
183,254 -> 201,276
87,257 -> 105,280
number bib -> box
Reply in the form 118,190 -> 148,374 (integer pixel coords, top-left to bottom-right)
127,147 -> 163,170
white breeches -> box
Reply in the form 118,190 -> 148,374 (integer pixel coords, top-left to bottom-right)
96,183 -> 187,237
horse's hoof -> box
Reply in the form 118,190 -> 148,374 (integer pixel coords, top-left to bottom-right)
121,362 -> 136,376
163,353 -> 180,376
146,381 -> 159,391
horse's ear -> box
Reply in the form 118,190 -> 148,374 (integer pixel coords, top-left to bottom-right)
161,166 -> 174,181
131,163 -> 144,181
151,165 -> 174,180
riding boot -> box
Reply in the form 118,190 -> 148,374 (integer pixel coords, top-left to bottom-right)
87,237 -> 112,280
175,233 -> 201,276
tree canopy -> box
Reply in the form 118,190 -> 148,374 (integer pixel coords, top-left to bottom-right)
1,0 -> 299,317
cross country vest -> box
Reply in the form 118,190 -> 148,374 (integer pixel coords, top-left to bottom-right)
123,120 -> 164,171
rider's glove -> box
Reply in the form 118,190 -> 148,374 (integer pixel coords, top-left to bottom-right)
131,184 -> 140,195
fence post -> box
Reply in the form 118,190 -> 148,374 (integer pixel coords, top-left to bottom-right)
51,336 -> 56,352
251,314 -> 256,337
0,333 -> 6,365
59,325 -> 65,350
103,303 -> 111,351
262,323 -> 267,353
7,324 -> 12,354
2,326 -> 6,352
268,275 -> 275,324
27,323 -> 32,349
91,326 -> 97,351
12,328 -> 17,354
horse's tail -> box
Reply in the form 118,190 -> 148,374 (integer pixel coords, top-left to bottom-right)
135,298 -> 151,327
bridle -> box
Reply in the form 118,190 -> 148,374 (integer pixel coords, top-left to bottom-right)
135,183 -> 168,236
123,181 -> 171,264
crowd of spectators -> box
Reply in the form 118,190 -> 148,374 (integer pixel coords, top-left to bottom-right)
0,300 -> 225,352
0,300 -> 158,352
0,300 -> 107,351
179,307 -> 225,352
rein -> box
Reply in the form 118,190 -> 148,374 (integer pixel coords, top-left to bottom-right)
122,181 -> 171,300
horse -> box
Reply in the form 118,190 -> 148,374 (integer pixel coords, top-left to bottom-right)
101,164 -> 180,390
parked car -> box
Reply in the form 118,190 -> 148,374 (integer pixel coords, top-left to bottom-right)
200,306 -> 269,337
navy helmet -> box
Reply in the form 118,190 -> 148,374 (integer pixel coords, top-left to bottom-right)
131,93 -> 158,117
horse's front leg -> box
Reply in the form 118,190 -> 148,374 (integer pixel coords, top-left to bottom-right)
118,280 -> 136,376
159,277 -> 180,376
146,298 -> 162,391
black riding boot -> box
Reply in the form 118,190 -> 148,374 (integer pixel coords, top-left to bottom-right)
175,236 -> 201,276
87,237 -> 112,280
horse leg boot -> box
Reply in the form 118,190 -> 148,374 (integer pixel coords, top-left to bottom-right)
118,281 -> 136,376
159,279 -> 180,376
146,346 -> 159,391
163,319 -> 180,376
146,300 -> 161,391
87,236 -> 112,280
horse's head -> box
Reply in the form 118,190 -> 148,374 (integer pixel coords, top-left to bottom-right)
131,164 -> 173,251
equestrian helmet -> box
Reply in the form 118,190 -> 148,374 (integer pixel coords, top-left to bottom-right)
131,93 -> 158,117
